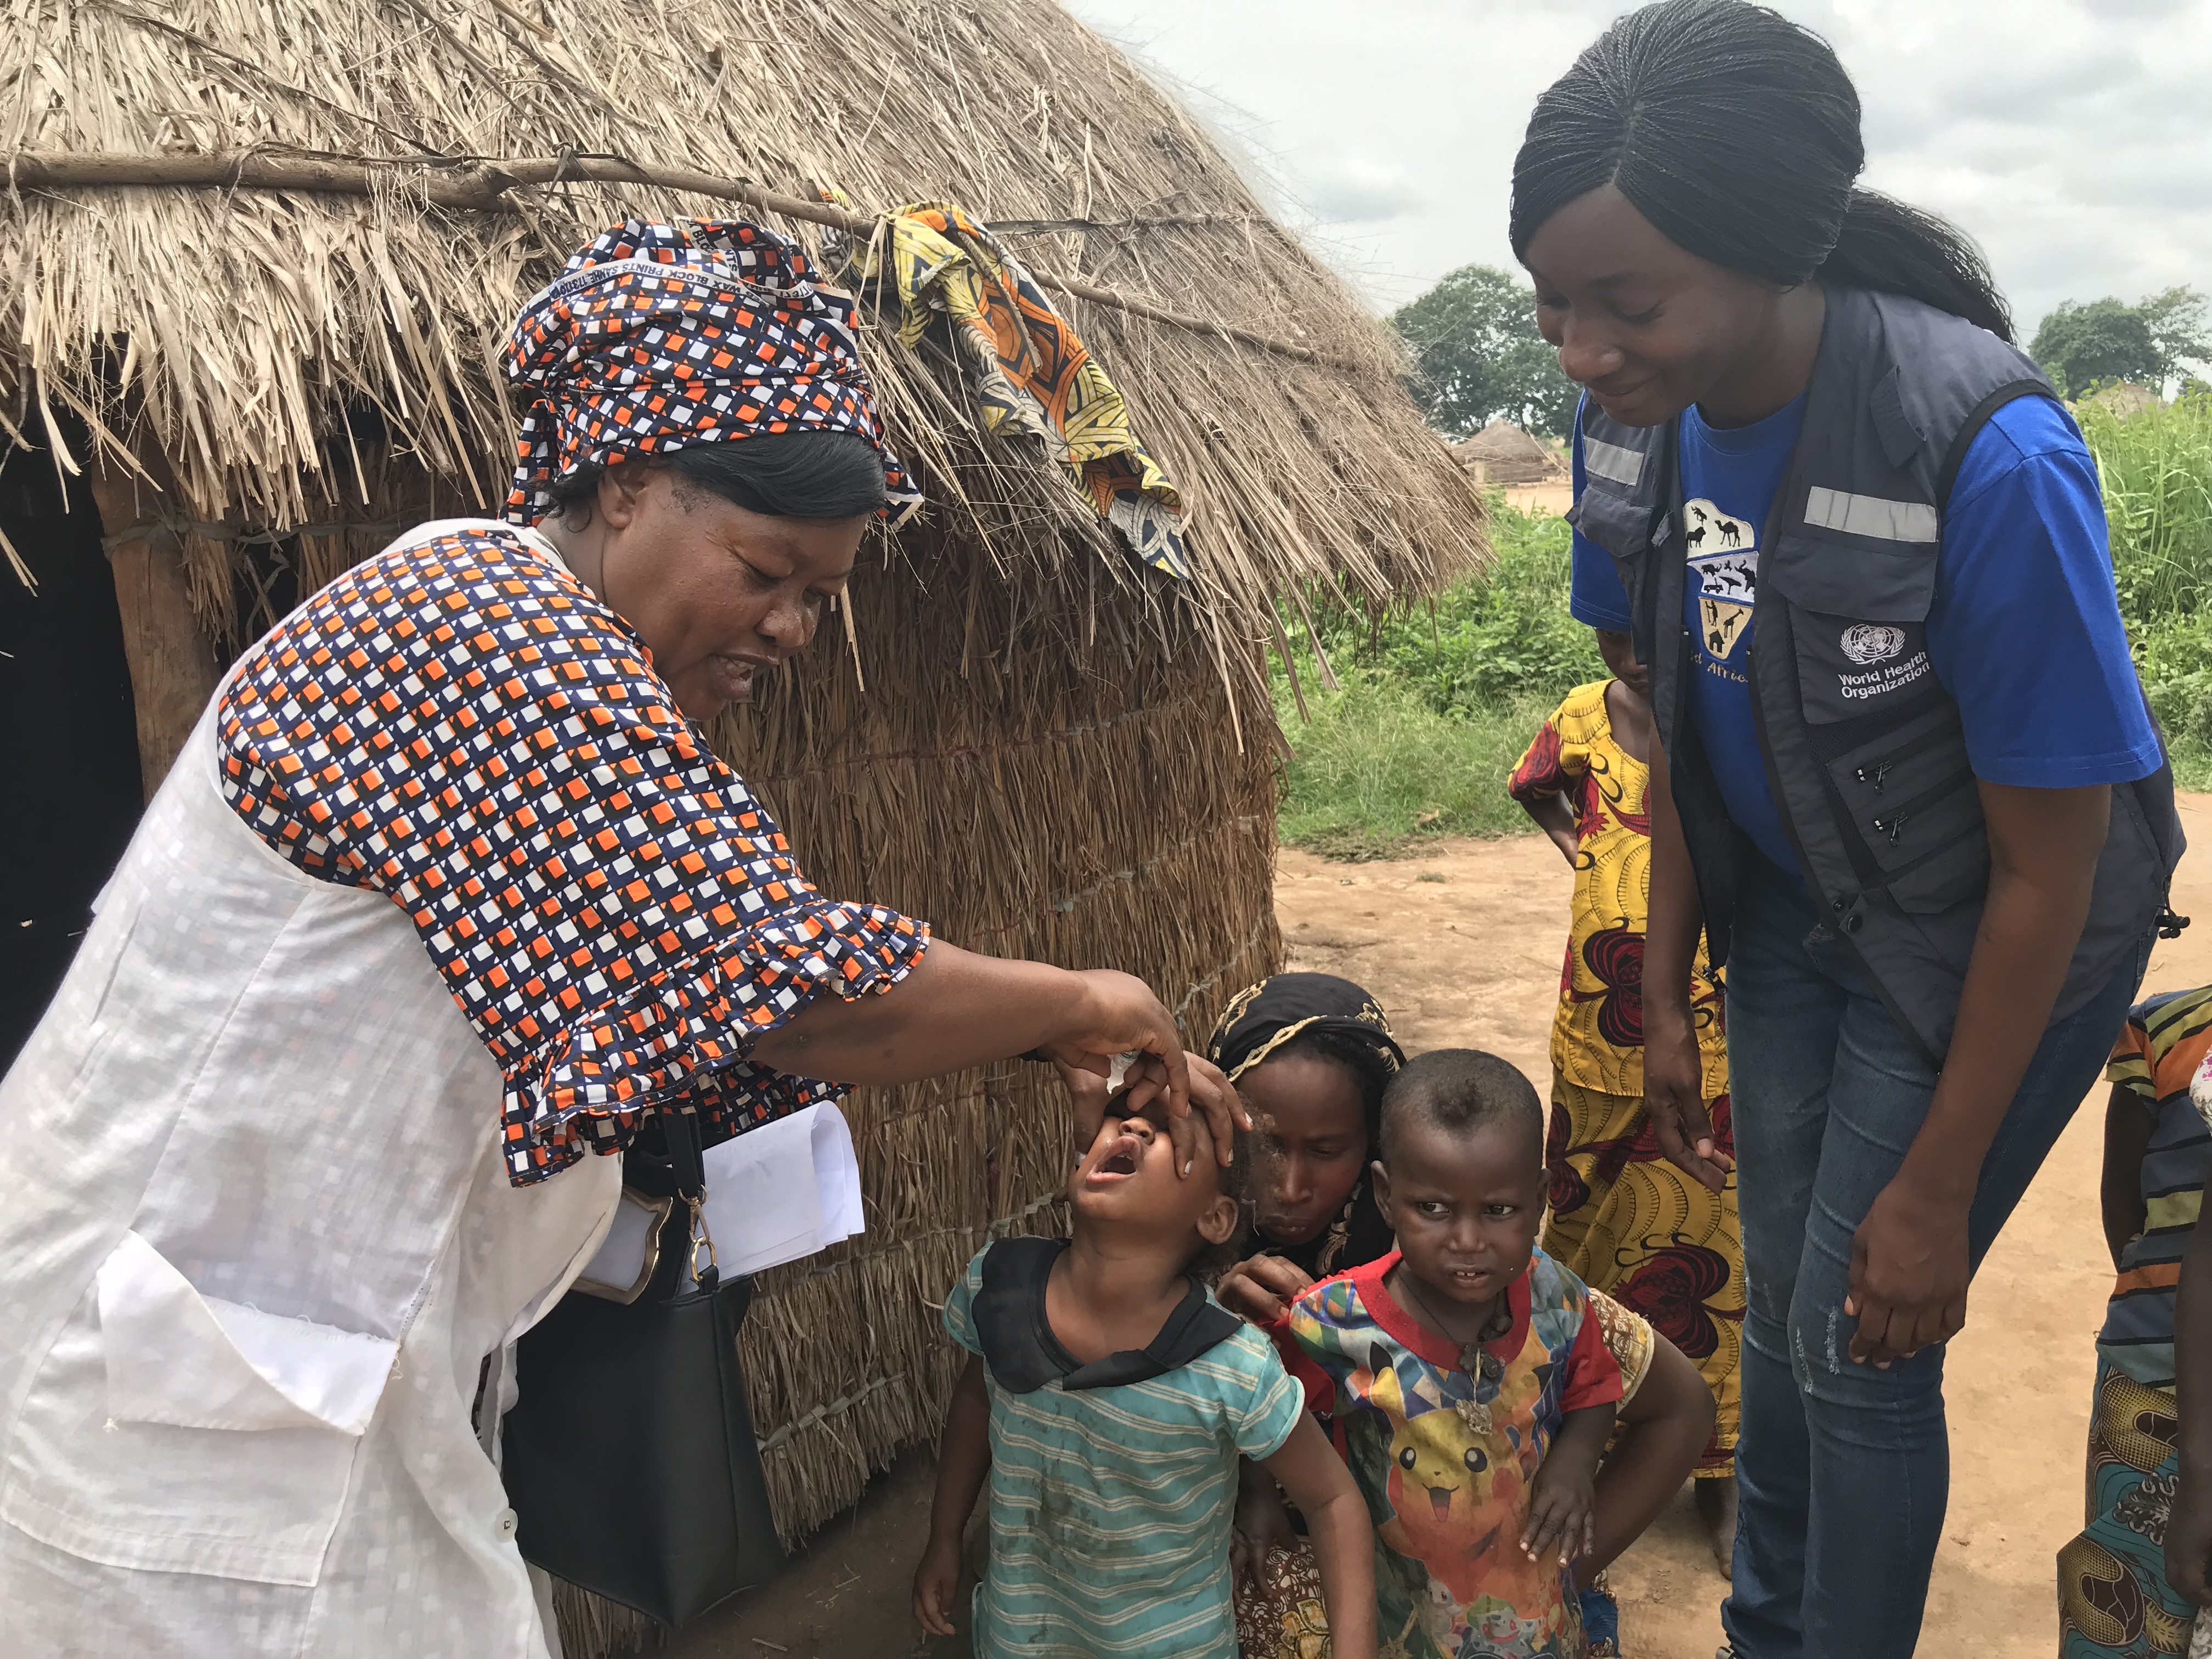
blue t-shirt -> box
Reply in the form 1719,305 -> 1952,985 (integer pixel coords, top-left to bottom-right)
1569,392 -> 2162,880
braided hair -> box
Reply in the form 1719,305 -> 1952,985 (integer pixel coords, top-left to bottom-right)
1510,0 -> 2011,340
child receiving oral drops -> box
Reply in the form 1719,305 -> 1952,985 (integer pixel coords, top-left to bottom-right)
912,1096 -> 1378,1659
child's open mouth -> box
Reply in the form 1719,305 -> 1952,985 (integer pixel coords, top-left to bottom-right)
1086,1133 -> 1143,1184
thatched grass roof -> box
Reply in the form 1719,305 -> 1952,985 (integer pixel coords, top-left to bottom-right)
1453,420 -> 1564,484
0,0 -> 1485,654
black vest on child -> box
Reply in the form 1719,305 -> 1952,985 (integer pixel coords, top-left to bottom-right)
1568,285 -> 2183,1064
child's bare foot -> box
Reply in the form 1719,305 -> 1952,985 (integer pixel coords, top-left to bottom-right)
1694,1474 -> 1737,1579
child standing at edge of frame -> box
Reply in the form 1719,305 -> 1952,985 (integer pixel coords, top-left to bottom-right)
1509,626 -> 1745,1572
911,1098 -> 1378,1659
2059,985 -> 2212,1657
1276,1049 -> 1626,1659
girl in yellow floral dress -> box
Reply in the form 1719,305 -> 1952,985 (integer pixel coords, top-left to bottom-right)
1509,628 -> 1744,1572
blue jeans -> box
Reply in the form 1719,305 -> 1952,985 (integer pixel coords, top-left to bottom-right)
1719,854 -> 2151,1659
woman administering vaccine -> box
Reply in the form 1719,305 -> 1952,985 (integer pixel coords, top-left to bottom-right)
1511,4 -> 2182,1655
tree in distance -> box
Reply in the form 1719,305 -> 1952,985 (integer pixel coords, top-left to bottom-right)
2032,286 -> 2211,399
1391,264 -> 1581,439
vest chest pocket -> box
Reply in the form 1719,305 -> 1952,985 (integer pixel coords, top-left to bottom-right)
1771,529 -> 1989,907
1820,712 -> 1988,910
1763,528 -> 1944,727
1568,483 -> 1658,659
1567,484 -> 1651,563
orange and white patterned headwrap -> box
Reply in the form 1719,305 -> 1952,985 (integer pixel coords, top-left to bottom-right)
502,217 -> 919,524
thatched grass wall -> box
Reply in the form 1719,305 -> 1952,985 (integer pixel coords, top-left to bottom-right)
0,0 -> 1487,1644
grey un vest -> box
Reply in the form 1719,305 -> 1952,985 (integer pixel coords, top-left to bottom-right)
1570,285 -> 2183,1064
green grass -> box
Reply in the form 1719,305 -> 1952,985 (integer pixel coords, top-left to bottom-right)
1276,393 -> 2212,856
2089,391 -> 2212,787
1274,682 -> 1559,859
1273,494 -> 1595,858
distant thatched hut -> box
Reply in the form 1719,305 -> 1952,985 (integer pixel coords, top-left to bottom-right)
0,0 -> 1483,1641
2084,381 -> 2162,419
1454,420 -> 1568,484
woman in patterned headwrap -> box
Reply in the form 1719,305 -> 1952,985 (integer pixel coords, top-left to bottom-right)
0,219 -> 1239,1659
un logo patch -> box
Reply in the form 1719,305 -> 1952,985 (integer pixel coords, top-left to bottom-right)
1839,624 -> 1906,665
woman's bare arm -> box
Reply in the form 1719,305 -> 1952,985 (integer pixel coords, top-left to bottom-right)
1642,734 -> 1729,1189
750,941 -> 1242,1170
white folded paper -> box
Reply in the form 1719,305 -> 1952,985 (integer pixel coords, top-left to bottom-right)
701,1102 -> 866,1277
578,1103 -> 866,1293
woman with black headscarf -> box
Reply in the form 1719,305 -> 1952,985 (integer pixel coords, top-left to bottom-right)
0,218 -> 1238,1658
1514,5 -> 2180,1653
1208,973 -> 1405,1312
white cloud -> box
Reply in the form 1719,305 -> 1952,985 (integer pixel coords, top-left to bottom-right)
1062,0 -> 2212,336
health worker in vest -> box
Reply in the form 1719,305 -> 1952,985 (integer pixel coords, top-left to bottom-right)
1515,4 -> 2182,1656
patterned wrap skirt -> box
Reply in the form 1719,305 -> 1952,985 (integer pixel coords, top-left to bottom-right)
2059,1367 -> 2209,1658
1541,1079 -> 1742,1474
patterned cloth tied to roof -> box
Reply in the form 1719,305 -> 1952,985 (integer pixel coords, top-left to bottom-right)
862,202 -> 1188,579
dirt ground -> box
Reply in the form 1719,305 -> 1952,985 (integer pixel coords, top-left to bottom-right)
670,793 -> 2212,1659
1500,480 -> 1574,518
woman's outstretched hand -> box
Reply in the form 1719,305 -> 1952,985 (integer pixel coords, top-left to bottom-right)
750,947 -> 1248,1172
1049,1040 -> 1249,1178
1644,1008 -> 1731,1193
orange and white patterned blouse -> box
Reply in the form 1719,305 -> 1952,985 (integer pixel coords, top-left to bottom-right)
217,520 -> 929,1184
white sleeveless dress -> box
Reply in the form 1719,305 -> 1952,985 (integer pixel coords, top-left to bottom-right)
0,707 -> 618,1656
0,521 -> 928,1656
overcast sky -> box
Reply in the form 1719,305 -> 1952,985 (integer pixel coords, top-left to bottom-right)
1062,0 -> 2212,339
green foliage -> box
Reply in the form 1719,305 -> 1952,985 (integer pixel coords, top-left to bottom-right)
1276,399 -> 2212,857
1284,500 -> 1601,720
2143,287 -> 2212,386
1273,496 -> 1599,854
2033,287 -> 2210,398
1273,683 -> 1561,859
2082,390 -> 2212,620
1390,265 -> 1579,439
2083,391 -> 2212,786
2033,298 -> 2162,398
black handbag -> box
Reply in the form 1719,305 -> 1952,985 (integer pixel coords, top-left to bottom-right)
501,1109 -> 785,1628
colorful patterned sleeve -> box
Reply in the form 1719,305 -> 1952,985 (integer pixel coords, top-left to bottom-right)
216,523 -> 931,1186
1507,713 -> 1572,805
1508,685 -> 1602,805
1274,1285 -> 1347,1417
1559,1304 -> 1626,1413
1585,1289 -> 1657,1404
2106,1012 -> 2155,1105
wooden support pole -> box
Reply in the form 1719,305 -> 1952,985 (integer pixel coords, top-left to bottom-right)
87,461 -> 222,800
1,149 -> 1362,372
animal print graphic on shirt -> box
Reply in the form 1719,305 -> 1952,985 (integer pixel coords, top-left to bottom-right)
1686,499 -> 1759,666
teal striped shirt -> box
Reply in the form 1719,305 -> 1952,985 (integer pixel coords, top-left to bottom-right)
944,1245 -> 1303,1658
